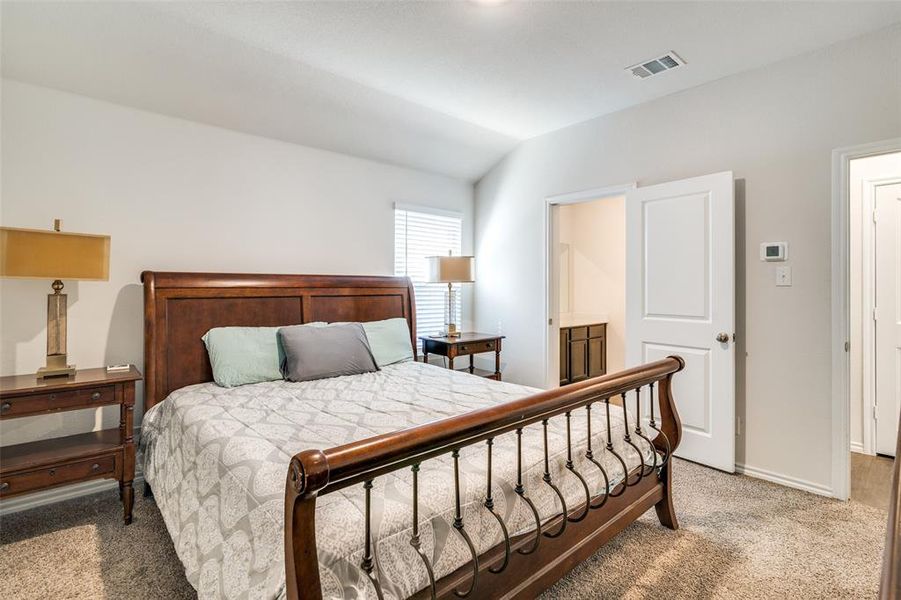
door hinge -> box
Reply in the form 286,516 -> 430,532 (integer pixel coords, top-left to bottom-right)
548,318 -> 553,325
844,341 -> 850,352
873,209 -> 877,223
873,405 -> 878,421
873,307 -> 878,322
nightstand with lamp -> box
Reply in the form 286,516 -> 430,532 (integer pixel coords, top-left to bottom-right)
421,252 -> 505,380
0,220 -> 141,524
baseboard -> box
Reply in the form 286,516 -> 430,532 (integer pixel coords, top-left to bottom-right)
850,441 -> 865,454
735,462 -> 834,498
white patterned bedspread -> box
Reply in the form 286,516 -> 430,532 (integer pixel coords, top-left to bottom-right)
140,360 -> 655,600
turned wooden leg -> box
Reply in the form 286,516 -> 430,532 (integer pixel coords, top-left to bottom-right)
118,480 -> 124,500
123,480 -> 134,525
121,384 -> 136,525
654,461 -> 679,530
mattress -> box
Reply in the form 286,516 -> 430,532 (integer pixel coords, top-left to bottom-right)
140,360 -> 655,600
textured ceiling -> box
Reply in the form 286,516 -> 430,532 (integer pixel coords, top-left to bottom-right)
4,1 -> 901,180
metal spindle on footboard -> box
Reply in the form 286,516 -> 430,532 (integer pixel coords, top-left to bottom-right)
604,397 -> 630,496
284,357 -> 684,600
564,411 -> 591,522
450,449 -> 480,598
410,464 -> 437,599
583,403 -> 611,509
514,427 -> 542,555
361,480 -> 384,599
483,438 -> 510,574
633,386 -> 659,477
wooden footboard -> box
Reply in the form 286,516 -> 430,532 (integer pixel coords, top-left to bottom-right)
285,357 -> 684,600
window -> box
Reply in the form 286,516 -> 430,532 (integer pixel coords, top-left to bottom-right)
394,204 -> 463,345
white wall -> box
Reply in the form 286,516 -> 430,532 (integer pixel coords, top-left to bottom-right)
556,198 -> 625,373
0,80 -> 473,445
849,151 -> 901,454
474,26 -> 901,493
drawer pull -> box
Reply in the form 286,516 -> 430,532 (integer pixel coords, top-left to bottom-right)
0,402 -> 10,413
48,469 -> 56,476
91,392 -> 102,401
487,342 -> 494,349
91,463 -> 101,472
0,482 -> 8,491
460,345 -> 468,352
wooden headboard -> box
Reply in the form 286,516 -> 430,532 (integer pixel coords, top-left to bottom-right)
141,271 -> 417,411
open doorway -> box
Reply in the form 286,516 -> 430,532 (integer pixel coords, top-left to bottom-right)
847,149 -> 901,509
545,185 -> 633,390
554,195 -> 625,386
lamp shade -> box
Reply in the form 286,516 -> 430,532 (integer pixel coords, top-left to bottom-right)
426,255 -> 474,283
0,227 -> 110,280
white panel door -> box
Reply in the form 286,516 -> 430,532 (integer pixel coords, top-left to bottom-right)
875,182 -> 901,457
626,172 -> 735,472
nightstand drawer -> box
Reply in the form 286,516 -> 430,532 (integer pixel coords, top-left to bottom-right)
0,385 -> 115,418
456,339 -> 499,355
0,454 -> 116,497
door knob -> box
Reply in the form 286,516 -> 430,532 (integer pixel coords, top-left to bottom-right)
716,332 -> 730,343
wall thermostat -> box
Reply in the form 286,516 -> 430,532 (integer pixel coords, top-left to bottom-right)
760,242 -> 788,262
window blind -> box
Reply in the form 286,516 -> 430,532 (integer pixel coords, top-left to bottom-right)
394,206 -> 463,346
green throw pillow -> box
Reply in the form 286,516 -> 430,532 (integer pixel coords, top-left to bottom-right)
202,326 -> 286,387
362,318 -> 414,367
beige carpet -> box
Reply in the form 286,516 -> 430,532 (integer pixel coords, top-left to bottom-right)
0,459 -> 888,599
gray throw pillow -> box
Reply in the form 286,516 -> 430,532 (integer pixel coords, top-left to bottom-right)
278,322 -> 379,382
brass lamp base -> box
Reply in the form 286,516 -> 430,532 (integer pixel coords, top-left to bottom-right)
36,355 -> 75,380
443,282 -> 461,337
36,282 -> 76,379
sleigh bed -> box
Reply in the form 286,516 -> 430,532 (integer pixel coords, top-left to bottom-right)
140,271 -> 683,599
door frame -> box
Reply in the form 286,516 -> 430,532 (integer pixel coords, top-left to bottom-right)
831,137 -> 901,500
543,182 -> 636,389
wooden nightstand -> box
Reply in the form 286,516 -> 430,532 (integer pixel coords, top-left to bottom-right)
0,366 -> 142,524
420,333 -> 505,381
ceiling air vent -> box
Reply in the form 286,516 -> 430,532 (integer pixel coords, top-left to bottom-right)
626,52 -> 685,79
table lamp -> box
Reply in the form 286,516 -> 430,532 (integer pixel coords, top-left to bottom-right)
426,252 -> 474,338
0,220 -> 110,379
